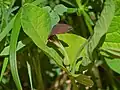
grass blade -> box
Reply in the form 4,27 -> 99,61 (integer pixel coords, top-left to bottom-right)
9,9 -> 22,90
0,57 -> 8,82
0,16 -> 16,42
26,61 -> 34,90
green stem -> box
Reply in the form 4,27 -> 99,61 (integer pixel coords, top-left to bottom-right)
75,0 -> 93,35
30,49 -> 45,90
92,64 -> 102,90
82,11 -> 93,35
76,0 -> 82,8
35,54 -> 44,90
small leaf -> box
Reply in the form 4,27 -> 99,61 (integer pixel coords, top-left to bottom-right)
0,57 -> 8,82
57,34 -> 86,68
0,16 -> 15,42
43,6 -> 52,13
73,74 -> 94,87
50,10 -> 60,27
54,4 -> 68,16
0,38 -> 31,56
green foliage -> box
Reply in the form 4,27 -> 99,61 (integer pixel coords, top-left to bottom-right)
54,4 -> 67,16
57,34 -> 86,70
88,0 -> 115,60
105,58 -> 120,74
100,0 -> 120,74
1,0 -> 120,90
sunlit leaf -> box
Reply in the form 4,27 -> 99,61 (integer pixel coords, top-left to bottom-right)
88,0 -> 115,60
57,33 -> 86,67
100,1 -> 120,74
21,4 -> 51,43
21,3 -> 65,70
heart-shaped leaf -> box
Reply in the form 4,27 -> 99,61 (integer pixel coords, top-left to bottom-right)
21,4 -> 51,43
57,34 -> 86,69
21,3 -> 65,69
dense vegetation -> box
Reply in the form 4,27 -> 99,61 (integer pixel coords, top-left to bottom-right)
0,0 -> 120,90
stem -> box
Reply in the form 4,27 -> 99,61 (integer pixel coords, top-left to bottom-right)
82,11 -> 93,35
92,64 -> 102,90
35,53 -> 45,90
76,0 -> 82,8
32,58 -> 44,90
29,48 -> 45,90
75,0 -> 93,35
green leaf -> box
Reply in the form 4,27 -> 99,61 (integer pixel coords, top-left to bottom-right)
101,10 -> 120,58
0,38 -> 31,56
105,58 -> 120,74
54,4 -> 67,16
73,74 -> 94,87
113,0 -> 120,15
43,6 -> 51,13
43,6 -> 60,27
0,16 -> 15,42
88,0 -> 115,60
57,33 -> 86,67
21,4 -> 51,43
100,4 -> 120,74
50,10 -> 60,27
100,48 -> 120,58
32,0 -> 47,5
21,4 -> 65,70
9,9 -> 22,90
0,57 -> 8,82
